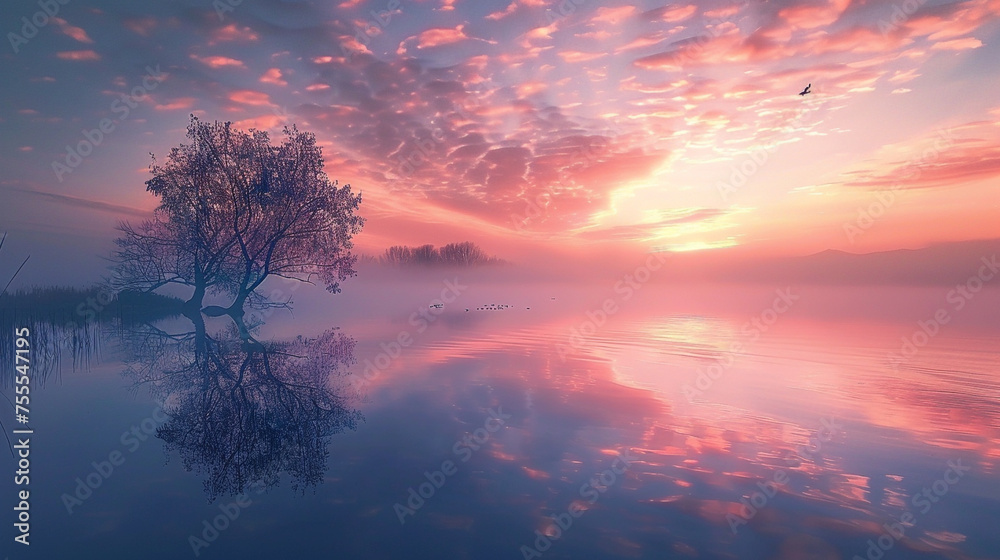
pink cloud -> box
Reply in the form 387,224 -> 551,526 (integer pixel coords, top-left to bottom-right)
888,68 -> 920,83
617,28 -> 685,53
260,68 -> 287,86
233,114 -> 290,130
228,90 -> 273,106
340,35 -> 372,57
516,81 -> 547,97
902,0 -> 1000,41
191,55 -> 246,68
123,17 -> 156,36
486,1 -> 517,20
930,37 -> 983,50
53,18 -> 93,44
778,0 -> 851,30
558,50 -> 606,64
578,30 -> 615,41
800,26 -> 898,56
632,27 -> 745,70
704,4 -> 744,19
841,122 -> 1000,190
56,50 -> 100,61
590,6 -> 637,25
633,20 -> 914,73
523,22 -> 559,42
209,23 -> 259,44
576,209 -> 729,241
154,97 -> 197,111
414,25 -> 469,48
642,4 -> 698,23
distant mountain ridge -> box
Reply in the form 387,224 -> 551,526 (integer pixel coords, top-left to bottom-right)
731,238 -> 1000,285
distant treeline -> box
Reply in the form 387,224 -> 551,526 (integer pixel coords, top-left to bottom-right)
0,285 -> 184,324
362,242 -> 506,267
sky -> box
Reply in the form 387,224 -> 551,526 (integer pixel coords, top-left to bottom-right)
1,0 -> 999,282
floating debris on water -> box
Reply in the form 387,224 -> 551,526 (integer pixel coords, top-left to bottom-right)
473,303 -> 517,311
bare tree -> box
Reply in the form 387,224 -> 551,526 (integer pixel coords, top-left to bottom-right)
411,244 -> 438,265
381,245 -> 412,266
110,214 -> 233,309
440,241 -> 486,266
111,116 -> 364,315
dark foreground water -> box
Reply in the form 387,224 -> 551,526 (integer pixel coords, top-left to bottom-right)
3,278 -> 1000,560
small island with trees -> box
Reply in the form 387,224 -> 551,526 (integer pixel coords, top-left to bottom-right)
369,242 -> 506,267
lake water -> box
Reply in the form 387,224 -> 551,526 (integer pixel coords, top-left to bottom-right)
5,277 -> 1000,559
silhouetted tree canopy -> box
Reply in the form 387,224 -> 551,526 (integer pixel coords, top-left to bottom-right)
111,116 -> 364,314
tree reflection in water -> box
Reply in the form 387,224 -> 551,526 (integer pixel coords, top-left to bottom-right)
118,310 -> 362,501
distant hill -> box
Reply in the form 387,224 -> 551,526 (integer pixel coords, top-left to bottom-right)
720,238 -> 1000,285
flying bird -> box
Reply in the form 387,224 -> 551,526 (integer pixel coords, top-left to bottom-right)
798,83 -> 811,96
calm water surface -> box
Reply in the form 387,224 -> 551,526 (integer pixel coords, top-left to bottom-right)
6,280 -> 1000,559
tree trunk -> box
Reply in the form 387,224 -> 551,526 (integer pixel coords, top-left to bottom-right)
184,282 -> 206,311
225,289 -> 249,319
184,308 -> 207,352
185,261 -> 206,311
